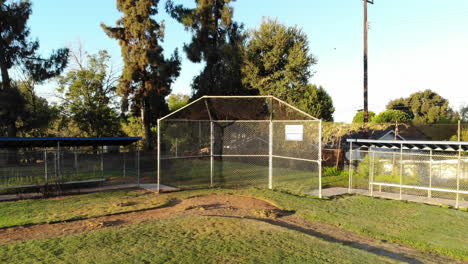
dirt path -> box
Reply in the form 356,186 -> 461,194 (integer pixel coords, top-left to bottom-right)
0,194 -> 460,264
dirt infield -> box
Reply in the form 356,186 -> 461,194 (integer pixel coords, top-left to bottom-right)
0,194 -> 460,264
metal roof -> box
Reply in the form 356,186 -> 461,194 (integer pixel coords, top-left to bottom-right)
0,137 -> 141,148
346,139 -> 468,152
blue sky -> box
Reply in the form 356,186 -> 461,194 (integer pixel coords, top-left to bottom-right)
28,0 -> 468,122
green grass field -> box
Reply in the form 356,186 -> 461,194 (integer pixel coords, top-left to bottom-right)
0,188 -> 466,261
0,216 -> 405,264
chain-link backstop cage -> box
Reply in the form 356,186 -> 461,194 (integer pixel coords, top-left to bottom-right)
157,96 -> 322,197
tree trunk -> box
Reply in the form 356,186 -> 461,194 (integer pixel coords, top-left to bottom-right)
141,98 -> 153,150
7,121 -> 16,137
0,50 -> 11,91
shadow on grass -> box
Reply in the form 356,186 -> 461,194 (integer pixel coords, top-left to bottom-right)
208,215 -> 426,264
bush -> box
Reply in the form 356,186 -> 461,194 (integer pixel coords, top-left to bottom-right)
352,111 -> 376,123
373,110 -> 411,124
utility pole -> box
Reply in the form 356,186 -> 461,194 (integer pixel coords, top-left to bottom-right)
363,0 -> 374,123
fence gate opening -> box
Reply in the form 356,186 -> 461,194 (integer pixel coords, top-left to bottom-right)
157,96 -> 322,197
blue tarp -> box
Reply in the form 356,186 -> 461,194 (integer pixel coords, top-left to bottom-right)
0,137 -> 142,148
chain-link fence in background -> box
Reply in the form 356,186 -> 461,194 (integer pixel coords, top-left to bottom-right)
0,145 -> 141,197
348,140 -> 468,208
157,96 -> 322,196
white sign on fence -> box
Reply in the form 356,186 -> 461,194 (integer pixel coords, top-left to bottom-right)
285,125 -> 303,141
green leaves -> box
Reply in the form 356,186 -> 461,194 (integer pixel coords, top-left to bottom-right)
57,49 -> 120,137
103,0 -> 181,148
372,110 -> 411,124
0,0 -> 69,137
386,90 -> 452,124
167,0 -> 251,97
242,18 -> 334,120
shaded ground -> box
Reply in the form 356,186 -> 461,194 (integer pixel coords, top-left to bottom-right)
0,194 -> 460,264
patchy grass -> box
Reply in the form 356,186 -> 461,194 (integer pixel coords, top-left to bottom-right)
0,188 -> 467,260
0,190 -> 169,228
0,216 -> 403,264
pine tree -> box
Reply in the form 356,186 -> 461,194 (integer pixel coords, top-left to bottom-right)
0,0 -> 69,137
102,0 -> 181,149
166,0 -> 255,97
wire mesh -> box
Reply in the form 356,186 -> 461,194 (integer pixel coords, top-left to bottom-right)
0,146 -> 140,196
349,146 -> 468,207
158,96 -> 322,195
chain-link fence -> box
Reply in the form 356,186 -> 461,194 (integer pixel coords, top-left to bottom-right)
0,145 -> 140,196
348,140 -> 468,208
157,96 -> 322,196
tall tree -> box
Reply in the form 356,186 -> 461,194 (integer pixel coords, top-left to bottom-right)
102,0 -> 181,149
0,0 -> 69,137
57,49 -> 121,137
242,18 -> 316,104
166,0 -> 255,97
387,90 -> 452,124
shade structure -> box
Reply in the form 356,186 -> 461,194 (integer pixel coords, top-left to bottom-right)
0,137 -> 142,148
347,139 -> 468,152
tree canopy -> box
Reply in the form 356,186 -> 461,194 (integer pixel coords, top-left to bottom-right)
57,49 -> 121,137
295,84 -> 334,121
386,90 -> 452,124
0,0 -> 68,137
353,111 -> 376,123
166,0 -> 255,97
242,18 -> 316,102
167,93 -> 190,112
241,19 -> 333,119
459,105 -> 468,122
372,109 -> 412,124
102,0 -> 181,149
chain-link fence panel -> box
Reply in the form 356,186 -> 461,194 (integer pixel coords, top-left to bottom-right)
273,158 -> 319,194
0,145 -> 141,196
0,150 -> 46,188
348,144 -> 468,207
349,150 -> 370,191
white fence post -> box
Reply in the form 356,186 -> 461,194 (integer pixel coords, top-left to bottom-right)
428,150 -> 433,198
268,120 -> 273,189
456,146 -> 461,208
399,144 -> 403,200
318,120 -> 322,198
157,119 -> 161,193
348,141 -> 353,194
210,121 -> 214,187
370,148 -> 374,197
